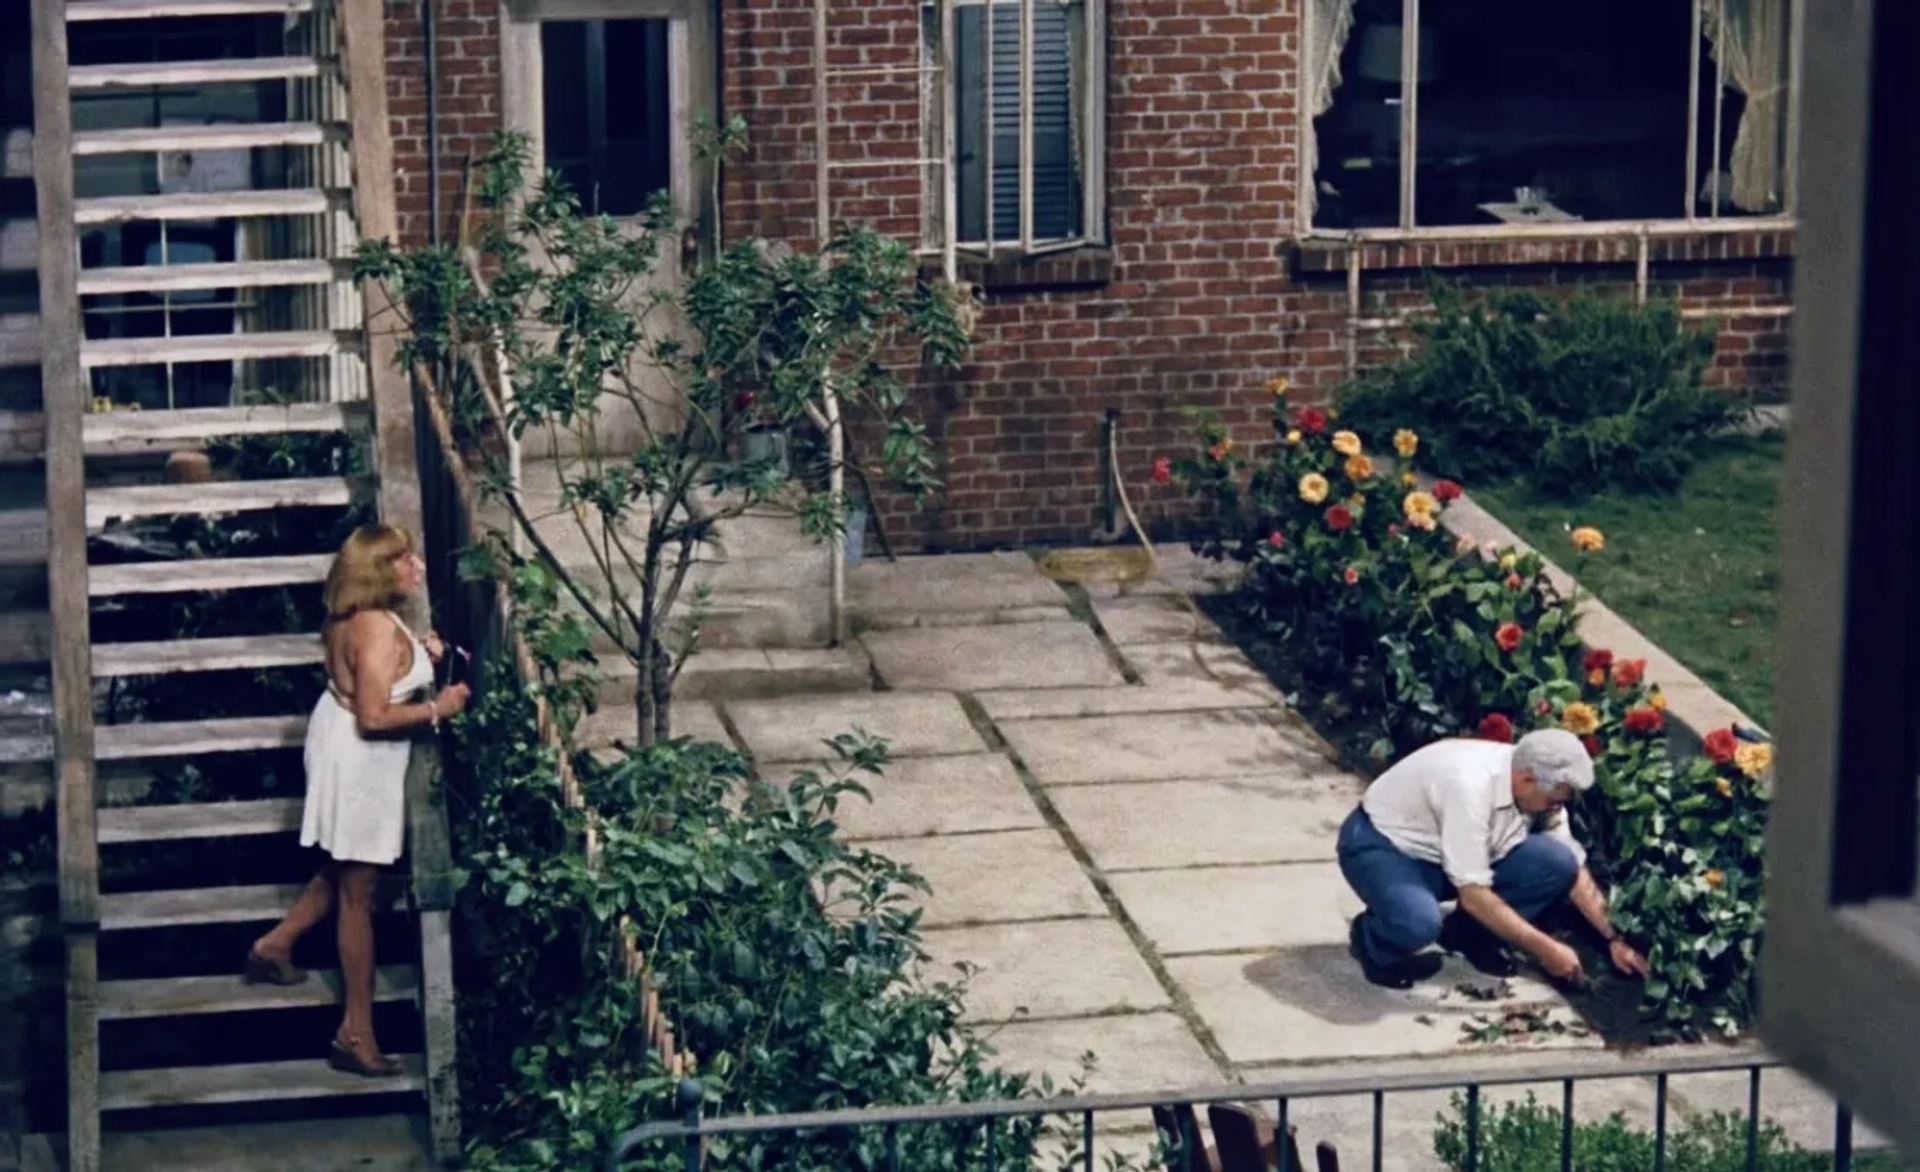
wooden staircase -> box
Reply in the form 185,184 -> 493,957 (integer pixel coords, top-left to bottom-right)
27,0 -> 456,1168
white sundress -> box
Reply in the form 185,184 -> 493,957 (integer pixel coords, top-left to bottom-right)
300,611 -> 434,866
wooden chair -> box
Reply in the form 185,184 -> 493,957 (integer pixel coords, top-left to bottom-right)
1205,1102 -> 1344,1172
1151,1103 -> 1219,1172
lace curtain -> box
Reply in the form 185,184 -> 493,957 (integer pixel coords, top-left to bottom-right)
1703,0 -> 1790,214
1301,0 -> 1357,228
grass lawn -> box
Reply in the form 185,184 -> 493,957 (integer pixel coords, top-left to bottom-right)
1472,433 -> 1785,729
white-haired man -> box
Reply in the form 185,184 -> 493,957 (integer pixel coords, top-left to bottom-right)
1337,728 -> 1651,989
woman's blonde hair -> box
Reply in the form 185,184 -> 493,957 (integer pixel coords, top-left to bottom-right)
323,523 -> 415,621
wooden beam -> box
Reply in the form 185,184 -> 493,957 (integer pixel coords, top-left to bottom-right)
30,0 -> 99,1166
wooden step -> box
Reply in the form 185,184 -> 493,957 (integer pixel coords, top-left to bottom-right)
101,1055 -> 424,1111
70,55 -> 321,90
74,121 -> 331,157
98,797 -> 303,843
75,188 -> 335,227
83,401 -> 362,453
89,554 -> 333,596
88,477 -> 356,529
69,0 -> 315,21
93,633 -> 323,678
100,881 -> 400,931
78,258 -> 341,297
80,329 -> 345,369
95,714 -> 306,761
98,965 -> 416,1020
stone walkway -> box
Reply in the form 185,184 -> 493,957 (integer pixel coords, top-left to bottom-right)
663,550 -> 1867,1168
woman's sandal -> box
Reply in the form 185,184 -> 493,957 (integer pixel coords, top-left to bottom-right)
328,1035 -> 403,1078
242,947 -> 308,987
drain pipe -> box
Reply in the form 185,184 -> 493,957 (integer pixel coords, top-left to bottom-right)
1098,409 -> 1119,535
423,0 -> 441,246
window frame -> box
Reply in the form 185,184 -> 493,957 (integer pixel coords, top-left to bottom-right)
1297,0 -> 1806,241
924,0 -> 1107,259
1760,0 -> 1920,1158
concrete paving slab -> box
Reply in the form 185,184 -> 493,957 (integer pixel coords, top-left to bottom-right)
868,829 -> 1107,927
1050,776 -> 1361,872
1666,1066 -> 1894,1152
1123,641 -> 1284,706
781,752 -> 1043,841
851,551 -> 1069,617
729,691 -> 987,763
864,622 -> 1125,691
1166,951 -> 1595,1066
975,681 -> 1276,720
984,1010 -> 1223,1097
1000,709 -> 1322,786
922,918 -> 1169,1023
1093,596 -> 1230,647
1108,862 -> 1361,954
578,699 -> 731,750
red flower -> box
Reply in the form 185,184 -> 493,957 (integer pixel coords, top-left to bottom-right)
1612,658 -> 1647,688
1267,531 -> 1285,548
1208,442 -> 1229,462
733,391 -> 756,412
1505,572 -> 1523,590
1624,706 -> 1666,734
1388,523 -> 1402,537
1298,407 -> 1329,435
1343,566 -> 1360,585
1582,735 -> 1603,758
1494,622 -> 1525,653
1325,504 -> 1355,531
1703,728 -> 1739,765
1476,713 -> 1515,743
1583,648 -> 1615,675
1536,700 -> 1553,716
1151,456 -> 1172,484
1432,479 -> 1464,503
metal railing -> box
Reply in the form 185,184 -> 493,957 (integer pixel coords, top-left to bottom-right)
608,1046 -> 1877,1172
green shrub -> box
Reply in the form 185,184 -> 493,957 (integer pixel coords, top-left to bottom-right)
1432,1092 -> 1872,1172
1175,398 -> 1770,1040
1334,282 -> 1739,498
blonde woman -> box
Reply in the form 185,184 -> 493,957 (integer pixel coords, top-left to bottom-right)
244,523 -> 471,1076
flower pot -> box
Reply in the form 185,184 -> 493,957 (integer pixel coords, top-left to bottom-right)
844,501 -> 869,569
742,425 -> 789,476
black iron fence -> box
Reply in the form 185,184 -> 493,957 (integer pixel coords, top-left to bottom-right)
608,1046 -> 1878,1172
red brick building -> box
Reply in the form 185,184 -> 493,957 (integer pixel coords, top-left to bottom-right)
382,0 -> 1796,549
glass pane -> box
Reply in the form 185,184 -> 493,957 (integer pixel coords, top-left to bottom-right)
1309,6 -> 1409,230
1695,0 -> 1791,217
952,1 -> 1085,244
540,19 -> 671,218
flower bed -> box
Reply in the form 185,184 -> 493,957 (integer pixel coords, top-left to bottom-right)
1170,387 -> 1771,1041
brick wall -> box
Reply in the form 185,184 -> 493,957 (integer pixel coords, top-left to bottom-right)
387,0 -> 1794,551
383,0 -> 504,247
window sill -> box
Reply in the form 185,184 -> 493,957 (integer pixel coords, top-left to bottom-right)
1289,220 -> 1797,276
924,246 -> 1114,292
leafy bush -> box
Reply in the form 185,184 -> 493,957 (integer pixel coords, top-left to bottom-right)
448,678 -> 1110,1172
1432,1092 -> 1886,1172
1334,282 -> 1740,498
1175,394 -> 1770,1039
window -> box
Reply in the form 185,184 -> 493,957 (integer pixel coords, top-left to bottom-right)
1762,0 -> 1920,1159
925,0 -> 1105,253
538,18 -> 671,218
1305,0 -> 1797,232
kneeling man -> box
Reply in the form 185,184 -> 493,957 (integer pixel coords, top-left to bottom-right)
1338,728 -> 1650,989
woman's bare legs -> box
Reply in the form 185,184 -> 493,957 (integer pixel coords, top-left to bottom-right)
332,861 -> 394,1069
247,865 -> 335,982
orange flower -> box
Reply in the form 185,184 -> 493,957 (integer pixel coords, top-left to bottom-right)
1560,701 -> 1601,736
1612,658 -> 1647,688
1266,375 -> 1292,396
1734,742 -> 1773,778
1394,429 -> 1420,458
1343,566 -> 1360,585
1715,777 -> 1734,799
1704,869 -> 1725,889
1570,526 -> 1606,554
1505,572 -> 1524,590
1332,430 -> 1363,456
1344,453 -> 1375,480
1648,690 -> 1667,711
1494,623 -> 1524,653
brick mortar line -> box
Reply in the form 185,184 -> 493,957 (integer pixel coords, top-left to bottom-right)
952,689 -> 1244,1085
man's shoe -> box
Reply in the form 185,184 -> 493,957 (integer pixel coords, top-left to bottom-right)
1438,911 -> 1519,977
1349,914 -> 1443,989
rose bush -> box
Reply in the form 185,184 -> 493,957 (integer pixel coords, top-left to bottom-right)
1173,387 -> 1771,1041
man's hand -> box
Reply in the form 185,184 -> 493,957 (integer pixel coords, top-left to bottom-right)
1537,939 -> 1587,985
1608,938 -> 1650,979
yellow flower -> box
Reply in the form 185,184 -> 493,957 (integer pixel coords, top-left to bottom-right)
1298,473 -> 1330,504
1393,429 -> 1420,458
1331,430 -> 1363,457
1587,669 -> 1605,686
1714,776 -> 1733,798
1401,471 -> 1419,487
1406,512 -> 1437,532
1570,526 -> 1606,554
1498,553 -> 1518,571
1285,429 -> 1303,445
1560,702 -> 1601,736
1344,453 -> 1375,480
1403,491 -> 1438,520
1649,690 -> 1667,711
1734,742 -> 1773,778
1266,376 -> 1292,396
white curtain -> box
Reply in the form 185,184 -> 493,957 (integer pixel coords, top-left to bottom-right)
1299,0 -> 1357,229
1703,0 -> 1790,214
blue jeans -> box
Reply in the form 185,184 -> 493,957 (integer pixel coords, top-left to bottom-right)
1337,806 -> 1578,968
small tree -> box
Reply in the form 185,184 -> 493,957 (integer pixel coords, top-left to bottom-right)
360,127 -> 969,743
